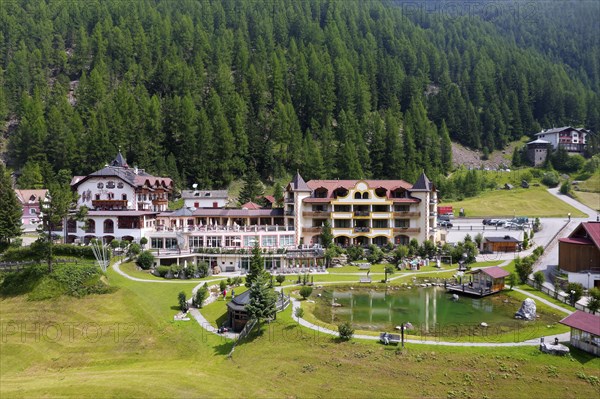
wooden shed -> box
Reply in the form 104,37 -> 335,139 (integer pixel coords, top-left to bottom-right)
446,266 -> 510,296
226,290 -> 251,332
559,311 -> 600,357
483,236 -> 520,253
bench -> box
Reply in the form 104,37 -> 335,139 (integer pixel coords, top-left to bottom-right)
359,277 -> 372,283
380,333 -> 401,345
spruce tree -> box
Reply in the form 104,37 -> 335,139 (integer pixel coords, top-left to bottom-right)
246,242 -> 268,287
0,163 -> 22,247
245,272 -> 277,323
238,167 -> 264,206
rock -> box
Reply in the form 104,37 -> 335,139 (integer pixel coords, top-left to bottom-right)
317,293 -> 322,297
481,322 -> 488,327
332,302 -> 342,307
515,298 -> 537,320
395,325 -> 402,330
540,342 -> 570,356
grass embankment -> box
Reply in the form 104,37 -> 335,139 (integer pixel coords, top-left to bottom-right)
1,264 -> 598,398
573,191 -> 600,211
119,262 -> 227,283
445,186 -> 586,217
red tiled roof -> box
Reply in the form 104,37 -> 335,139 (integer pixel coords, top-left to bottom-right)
263,195 -> 276,204
560,311 -> 600,336
241,201 -> 262,210
14,189 -> 47,204
305,180 -> 414,201
581,222 -> 600,249
559,237 -> 594,245
469,266 -> 510,279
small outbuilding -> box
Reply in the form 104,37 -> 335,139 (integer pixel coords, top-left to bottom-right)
446,266 -> 510,297
483,236 -> 521,253
226,290 -> 251,332
559,311 -> 600,357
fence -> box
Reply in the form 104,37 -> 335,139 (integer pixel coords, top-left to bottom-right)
526,278 -> 590,312
228,318 -> 257,358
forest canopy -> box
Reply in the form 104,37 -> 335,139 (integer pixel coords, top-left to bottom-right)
1,0 -> 598,189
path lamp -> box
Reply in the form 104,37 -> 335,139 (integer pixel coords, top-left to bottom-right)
570,290 -> 576,306
588,271 -> 591,295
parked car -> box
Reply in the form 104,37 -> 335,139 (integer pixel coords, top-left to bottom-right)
482,219 -> 491,225
506,222 -> 524,230
489,219 -> 504,226
438,220 -> 453,228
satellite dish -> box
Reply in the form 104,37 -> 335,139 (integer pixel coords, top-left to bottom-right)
192,183 -> 198,189
127,201 -> 132,208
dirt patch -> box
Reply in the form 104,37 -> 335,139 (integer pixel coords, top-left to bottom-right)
451,139 -> 526,170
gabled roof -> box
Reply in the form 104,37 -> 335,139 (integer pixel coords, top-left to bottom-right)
535,126 -> 575,136
241,201 -> 262,210
560,311 -> 600,336
411,172 -> 434,191
226,290 -> 251,311
288,172 -> 311,192
14,189 -> 47,204
110,152 -> 128,168
565,221 -> 600,250
527,139 -> 550,145
476,266 -> 510,279
484,236 -> 520,243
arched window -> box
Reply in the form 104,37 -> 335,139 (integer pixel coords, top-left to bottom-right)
103,219 -> 114,234
354,192 -> 361,199
362,192 -> 369,199
86,219 -> 95,233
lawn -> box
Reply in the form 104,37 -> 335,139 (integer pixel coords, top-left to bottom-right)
119,261 -> 228,283
574,190 -> 600,212
444,186 -> 587,217
1,264 -> 598,398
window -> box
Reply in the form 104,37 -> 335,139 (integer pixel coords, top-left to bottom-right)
261,235 -> 277,247
106,181 -> 115,189
117,182 -> 124,189
334,220 -> 350,228
395,219 -> 409,228
244,236 -> 258,247
194,202 -> 199,208
354,192 -> 361,199
362,192 -> 369,199
394,205 -> 410,212
206,236 -> 221,247
213,202 -> 218,208
97,182 -> 104,189
122,194 -> 127,201
107,192 -> 115,200
225,236 -> 241,247
95,194 -> 100,200
189,236 -> 204,248
151,238 -> 163,248
373,219 -> 388,228
165,238 -> 178,249
280,235 -> 294,247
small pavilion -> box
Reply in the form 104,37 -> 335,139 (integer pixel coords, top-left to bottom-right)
446,266 -> 510,297
559,311 -> 600,356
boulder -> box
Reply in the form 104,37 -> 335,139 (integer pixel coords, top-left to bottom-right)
540,342 -> 570,356
515,298 -> 537,320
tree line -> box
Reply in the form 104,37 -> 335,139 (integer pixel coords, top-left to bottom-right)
1,0 -> 598,189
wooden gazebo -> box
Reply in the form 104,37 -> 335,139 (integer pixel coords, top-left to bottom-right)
446,266 -> 510,297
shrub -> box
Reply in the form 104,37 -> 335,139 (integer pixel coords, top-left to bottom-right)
507,273 -> 518,290
178,291 -> 188,312
299,285 -> 313,299
136,251 -> 155,270
346,246 -> 364,261
541,171 -> 560,187
197,261 -> 210,278
193,286 -> 209,308
294,307 -> 305,318
588,288 -> 600,315
128,243 -> 141,257
139,237 -> 148,247
155,266 -> 170,277
276,274 -> 286,286
514,257 -> 532,284
232,276 -> 243,286
559,180 -> 572,195
566,282 -> 584,305
219,280 -> 227,292
533,271 -> 545,288
338,322 -> 354,341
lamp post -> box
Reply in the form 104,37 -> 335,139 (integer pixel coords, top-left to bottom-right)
588,271 -> 592,295
570,290 -> 576,306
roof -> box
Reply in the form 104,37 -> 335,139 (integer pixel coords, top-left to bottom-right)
71,154 -> 173,190
304,179 -> 414,199
567,222 -> 600,249
241,201 -> 262,210
288,172 -> 311,192
484,236 -> 520,243
14,189 -> 47,204
159,208 -> 284,218
263,195 -> 276,204
527,139 -> 551,145
560,311 -> 600,336
181,190 -> 228,199
226,290 -> 251,312
411,172 -> 434,191
535,126 -> 575,136
167,207 -> 196,217
559,237 -> 594,245
469,266 -> 510,279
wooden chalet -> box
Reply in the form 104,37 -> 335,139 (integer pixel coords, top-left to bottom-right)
446,266 -> 510,297
559,311 -> 600,356
483,236 -> 521,253
558,222 -> 600,288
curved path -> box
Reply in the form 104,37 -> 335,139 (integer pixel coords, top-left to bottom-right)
113,260 -> 573,346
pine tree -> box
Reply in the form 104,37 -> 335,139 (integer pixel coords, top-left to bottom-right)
17,161 -> 44,189
273,182 -> 284,208
0,163 -> 22,247
245,272 -> 277,323
246,243 -> 269,287
238,167 -> 264,206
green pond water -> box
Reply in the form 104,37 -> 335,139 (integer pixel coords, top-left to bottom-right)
313,287 -> 534,334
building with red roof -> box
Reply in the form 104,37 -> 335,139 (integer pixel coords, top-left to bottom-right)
559,221 -> 600,289
559,311 -> 600,356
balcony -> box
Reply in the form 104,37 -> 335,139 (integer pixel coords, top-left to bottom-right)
353,227 -> 371,233
393,227 -> 421,233
353,211 -> 370,217
92,199 -> 128,210
285,196 -> 295,203
152,198 -> 168,206
392,211 -> 421,217
285,210 -> 295,216
302,227 -> 322,233
302,211 -> 331,217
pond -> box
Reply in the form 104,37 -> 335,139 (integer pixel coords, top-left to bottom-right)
312,286 -> 544,336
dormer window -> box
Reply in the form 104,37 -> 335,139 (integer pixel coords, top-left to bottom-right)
354,192 -> 361,199
204,193 -> 211,197
97,182 -> 104,189
314,188 -> 328,198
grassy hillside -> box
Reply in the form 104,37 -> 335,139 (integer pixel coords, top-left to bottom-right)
443,186 -> 587,218
1,265 -> 599,398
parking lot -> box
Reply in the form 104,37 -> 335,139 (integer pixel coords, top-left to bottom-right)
442,217 -> 568,250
